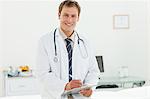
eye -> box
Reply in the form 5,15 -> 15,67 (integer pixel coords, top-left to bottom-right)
63,14 -> 69,18
72,15 -> 76,18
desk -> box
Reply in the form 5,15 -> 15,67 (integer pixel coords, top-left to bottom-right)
97,76 -> 145,88
92,86 -> 150,99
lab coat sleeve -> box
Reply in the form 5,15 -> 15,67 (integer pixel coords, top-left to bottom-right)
36,38 -> 66,99
83,40 -> 100,87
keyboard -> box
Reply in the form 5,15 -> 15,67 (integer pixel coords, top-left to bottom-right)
96,84 -> 119,89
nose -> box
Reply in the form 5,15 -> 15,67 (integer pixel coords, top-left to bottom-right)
66,16 -> 73,23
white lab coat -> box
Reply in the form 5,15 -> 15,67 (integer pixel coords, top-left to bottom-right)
36,28 -> 99,99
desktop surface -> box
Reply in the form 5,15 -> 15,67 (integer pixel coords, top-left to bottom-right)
97,76 -> 145,88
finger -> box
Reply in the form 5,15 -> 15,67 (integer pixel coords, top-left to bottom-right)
70,80 -> 82,88
80,90 -> 87,96
71,80 -> 82,84
80,89 -> 92,97
71,83 -> 82,88
80,90 -> 84,93
80,89 -> 88,93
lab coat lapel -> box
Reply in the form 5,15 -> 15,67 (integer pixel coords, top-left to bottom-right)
72,33 -> 79,80
56,30 -> 69,83
72,33 -> 89,82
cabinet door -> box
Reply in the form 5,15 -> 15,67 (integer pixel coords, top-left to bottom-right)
0,72 -> 5,96
5,77 -> 39,96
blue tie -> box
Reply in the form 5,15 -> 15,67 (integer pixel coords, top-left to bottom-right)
65,38 -> 73,82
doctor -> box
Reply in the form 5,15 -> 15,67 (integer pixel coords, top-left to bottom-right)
36,0 -> 99,99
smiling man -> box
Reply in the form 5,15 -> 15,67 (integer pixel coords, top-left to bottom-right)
59,4 -> 79,37
36,0 -> 99,99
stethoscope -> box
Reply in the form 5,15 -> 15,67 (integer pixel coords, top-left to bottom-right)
53,28 -> 88,63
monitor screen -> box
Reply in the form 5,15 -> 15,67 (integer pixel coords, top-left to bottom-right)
96,56 -> 104,72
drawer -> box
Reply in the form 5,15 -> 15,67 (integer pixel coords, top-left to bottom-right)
5,77 -> 39,96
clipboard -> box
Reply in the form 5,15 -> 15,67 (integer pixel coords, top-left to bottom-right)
62,84 -> 96,96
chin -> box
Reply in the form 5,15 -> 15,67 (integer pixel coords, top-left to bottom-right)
65,28 -> 74,32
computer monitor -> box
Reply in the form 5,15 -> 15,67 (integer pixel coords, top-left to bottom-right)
96,56 -> 104,73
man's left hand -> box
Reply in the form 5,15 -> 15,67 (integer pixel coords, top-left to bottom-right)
80,89 -> 92,97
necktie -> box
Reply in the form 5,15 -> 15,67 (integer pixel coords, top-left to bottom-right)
65,38 -> 73,82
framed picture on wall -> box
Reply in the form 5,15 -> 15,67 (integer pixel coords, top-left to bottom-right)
113,15 -> 129,29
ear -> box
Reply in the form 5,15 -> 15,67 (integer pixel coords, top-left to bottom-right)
58,13 -> 60,19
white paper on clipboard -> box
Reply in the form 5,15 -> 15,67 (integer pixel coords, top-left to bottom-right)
62,84 -> 96,96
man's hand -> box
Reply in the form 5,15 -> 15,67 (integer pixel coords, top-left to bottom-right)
80,89 -> 92,97
65,80 -> 82,90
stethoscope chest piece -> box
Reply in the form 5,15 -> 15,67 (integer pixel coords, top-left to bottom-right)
53,56 -> 58,63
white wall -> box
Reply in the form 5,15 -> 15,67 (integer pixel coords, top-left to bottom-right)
148,0 -> 150,85
77,1 -> 148,79
0,1 -> 4,96
0,0 -> 149,86
0,1 -> 64,70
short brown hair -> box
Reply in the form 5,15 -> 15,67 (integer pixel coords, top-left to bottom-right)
59,0 -> 81,16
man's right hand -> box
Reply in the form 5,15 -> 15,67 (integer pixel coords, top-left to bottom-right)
65,80 -> 82,90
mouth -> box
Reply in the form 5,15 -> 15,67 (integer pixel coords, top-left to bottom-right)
65,23 -> 73,27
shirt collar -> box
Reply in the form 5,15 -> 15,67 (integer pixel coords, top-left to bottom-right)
58,27 -> 75,42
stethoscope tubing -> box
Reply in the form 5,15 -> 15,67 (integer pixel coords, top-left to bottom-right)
53,28 -> 88,62
54,28 -> 57,56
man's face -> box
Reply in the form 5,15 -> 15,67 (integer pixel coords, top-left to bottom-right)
58,6 -> 79,34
